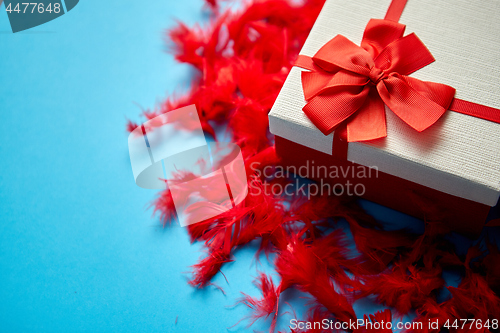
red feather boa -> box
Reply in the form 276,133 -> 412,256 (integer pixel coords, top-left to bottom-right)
128,0 -> 500,331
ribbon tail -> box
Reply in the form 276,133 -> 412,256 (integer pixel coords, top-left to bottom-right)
377,74 -> 455,132
346,91 -> 387,142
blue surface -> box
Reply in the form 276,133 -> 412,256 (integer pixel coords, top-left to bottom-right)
0,1 -> 275,332
0,1 -> 434,332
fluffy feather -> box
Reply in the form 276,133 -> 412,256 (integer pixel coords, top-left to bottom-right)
127,0 -> 500,332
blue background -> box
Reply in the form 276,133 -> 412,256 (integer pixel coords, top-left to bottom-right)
0,1 -> 453,332
0,1 -> 267,331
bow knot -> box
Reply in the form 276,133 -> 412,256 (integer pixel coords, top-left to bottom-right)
369,67 -> 385,84
299,19 -> 456,142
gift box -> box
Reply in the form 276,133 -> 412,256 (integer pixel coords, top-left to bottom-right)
269,0 -> 500,234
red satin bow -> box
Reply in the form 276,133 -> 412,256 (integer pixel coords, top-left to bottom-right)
299,19 -> 456,142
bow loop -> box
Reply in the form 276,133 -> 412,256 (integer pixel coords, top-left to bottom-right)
313,35 -> 373,76
377,74 -> 455,131
374,33 -> 435,75
361,19 -> 406,58
299,19 -> 455,141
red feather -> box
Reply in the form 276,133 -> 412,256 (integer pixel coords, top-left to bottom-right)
128,0 -> 500,332
275,236 -> 356,323
239,273 -> 281,330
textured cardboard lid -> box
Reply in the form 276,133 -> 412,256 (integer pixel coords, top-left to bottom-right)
269,0 -> 500,206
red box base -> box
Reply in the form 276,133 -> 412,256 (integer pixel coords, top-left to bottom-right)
275,136 -> 491,235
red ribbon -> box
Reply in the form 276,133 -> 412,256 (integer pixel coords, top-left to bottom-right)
296,19 -> 456,142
